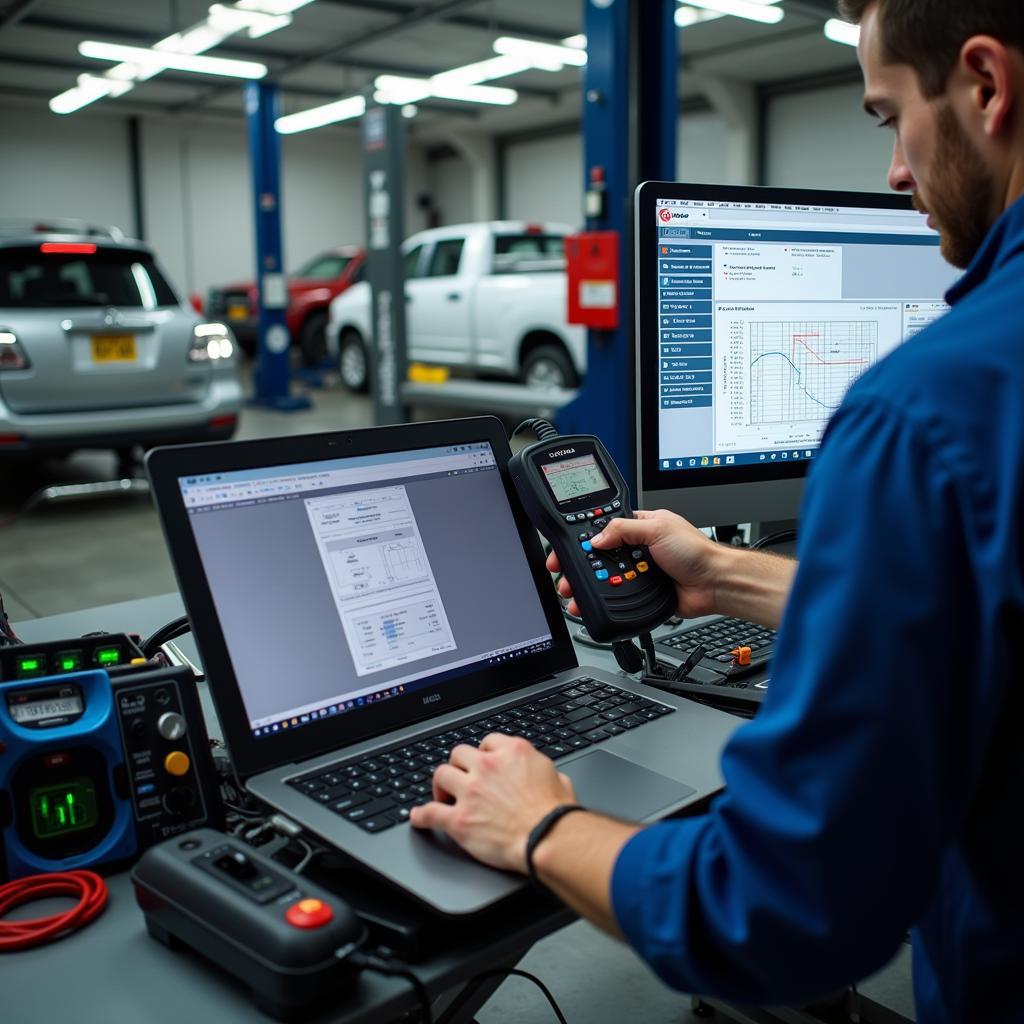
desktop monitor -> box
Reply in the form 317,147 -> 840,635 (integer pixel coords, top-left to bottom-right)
634,182 -> 959,529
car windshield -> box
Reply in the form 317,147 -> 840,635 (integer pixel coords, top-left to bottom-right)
294,253 -> 353,279
0,247 -> 179,309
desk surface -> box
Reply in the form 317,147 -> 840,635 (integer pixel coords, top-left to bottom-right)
8,595 -> 913,1024
6,594 -> 713,1024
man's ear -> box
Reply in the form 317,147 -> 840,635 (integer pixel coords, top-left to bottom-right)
959,35 -> 1017,139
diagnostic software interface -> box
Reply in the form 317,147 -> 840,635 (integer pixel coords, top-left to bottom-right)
178,443 -> 553,738
653,196 -> 959,470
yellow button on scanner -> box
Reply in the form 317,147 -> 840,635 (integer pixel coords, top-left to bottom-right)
636,561 -> 650,573
624,571 -> 637,581
164,751 -> 191,776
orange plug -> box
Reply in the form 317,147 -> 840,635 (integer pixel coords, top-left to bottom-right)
731,646 -> 752,666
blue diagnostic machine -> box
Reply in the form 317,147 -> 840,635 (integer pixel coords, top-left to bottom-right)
0,670 -> 136,879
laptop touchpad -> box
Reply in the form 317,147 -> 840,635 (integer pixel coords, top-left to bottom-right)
561,750 -> 696,820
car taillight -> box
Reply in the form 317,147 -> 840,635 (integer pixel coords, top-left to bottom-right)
0,330 -> 30,371
189,322 -> 236,362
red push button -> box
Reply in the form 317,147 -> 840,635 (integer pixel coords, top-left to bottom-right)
609,575 -> 623,586
285,898 -> 334,929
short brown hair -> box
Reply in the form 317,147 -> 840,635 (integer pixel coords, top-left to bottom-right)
838,0 -> 1024,96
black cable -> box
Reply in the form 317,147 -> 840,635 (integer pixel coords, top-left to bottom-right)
638,631 -> 658,676
469,967 -> 569,1024
140,615 -> 191,658
510,418 -> 560,444
751,528 -> 798,551
350,951 -> 432,1023
671,643 -> 708,682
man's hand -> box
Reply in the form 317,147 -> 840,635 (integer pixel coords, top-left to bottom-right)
547,508 -> 722,619
409,733 -> 577,873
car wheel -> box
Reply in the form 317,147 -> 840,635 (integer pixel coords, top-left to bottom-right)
298,311 -> 329,367
521,344 -> 578,390
338,330 -> 369,393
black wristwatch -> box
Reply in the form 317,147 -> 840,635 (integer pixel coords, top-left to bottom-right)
524,803 -> 586,890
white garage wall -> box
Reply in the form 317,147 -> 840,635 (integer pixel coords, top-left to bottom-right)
0,98 -> 429,302
0,101 -> 134,235
504,133 -> 583,226
429,154 -> 476,226
501,112 -> 734,224
765,81 -> 895,192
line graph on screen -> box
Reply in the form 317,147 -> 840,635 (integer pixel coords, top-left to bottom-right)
749,320 -> 877,425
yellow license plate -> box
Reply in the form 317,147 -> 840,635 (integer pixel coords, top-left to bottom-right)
227,304 -> 249,320
91,334 -> 137,363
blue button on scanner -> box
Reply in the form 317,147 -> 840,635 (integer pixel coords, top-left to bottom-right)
581,541 -> 593,552
595,569 -> 610,580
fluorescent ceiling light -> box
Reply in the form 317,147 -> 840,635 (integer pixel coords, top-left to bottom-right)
431,54 -> 532,88
678,0 -> 783,24
824,18 -> 861,46
207,4 -> 292,38
79,40 -> 268,79
275,94 -> 366,133
675,7 -> 724,27
78,73 -> 132,97
493,36 -> 587,70
236,0 -> 314,12
50,78 -> 111,114
375,74 -> 517,106
561,34 -> 586,50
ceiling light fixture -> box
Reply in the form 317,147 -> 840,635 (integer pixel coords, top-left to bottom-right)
50,0 -> 311,114
823,18 -> 861,46
492,36 -> 587,70
677,0 -> 783,25
274,94 -> 367,134
78,40 -> 268,79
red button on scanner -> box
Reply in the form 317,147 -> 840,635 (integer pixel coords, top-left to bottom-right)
285,897 -> 334,929
609,575 -> 623,587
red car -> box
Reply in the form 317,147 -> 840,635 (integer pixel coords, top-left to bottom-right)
205,246 -> 364,365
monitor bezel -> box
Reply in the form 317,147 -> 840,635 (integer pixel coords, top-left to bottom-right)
146,416 -> 577,780
635,181 -> 920,500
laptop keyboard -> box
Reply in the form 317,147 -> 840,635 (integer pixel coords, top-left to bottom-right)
288,677 -> 675,835
657,616 -> 776,681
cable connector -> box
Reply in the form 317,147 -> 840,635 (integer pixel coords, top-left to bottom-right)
268,813 -> 303,839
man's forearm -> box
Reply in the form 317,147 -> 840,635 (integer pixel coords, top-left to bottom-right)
531,812 -> 642,935
711,544 -> 797,629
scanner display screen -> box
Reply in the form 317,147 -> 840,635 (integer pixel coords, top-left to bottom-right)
30,778 -> 99,839
541,455 -> 610,503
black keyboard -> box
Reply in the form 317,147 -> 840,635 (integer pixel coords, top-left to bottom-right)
288,678 -> 675,835
656,616 -> 776,681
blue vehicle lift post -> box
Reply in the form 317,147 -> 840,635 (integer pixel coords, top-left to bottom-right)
557,0 -> 678,496
245,80 -> 310,411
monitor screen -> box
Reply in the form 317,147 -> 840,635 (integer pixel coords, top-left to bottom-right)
635,183 -> 959,526
176,441 -> 554,739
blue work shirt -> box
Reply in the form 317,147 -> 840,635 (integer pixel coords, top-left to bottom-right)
612,197 -> 1024,1022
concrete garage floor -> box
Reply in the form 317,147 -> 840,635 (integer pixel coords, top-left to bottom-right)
0,365 -> 706,1024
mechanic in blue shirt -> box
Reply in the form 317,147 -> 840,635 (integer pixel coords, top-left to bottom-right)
411,2 -> 1024,1020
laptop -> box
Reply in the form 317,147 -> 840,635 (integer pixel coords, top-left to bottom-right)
146,416 -> 740,915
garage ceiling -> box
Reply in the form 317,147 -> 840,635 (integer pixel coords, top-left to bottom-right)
0,0 -> 860,138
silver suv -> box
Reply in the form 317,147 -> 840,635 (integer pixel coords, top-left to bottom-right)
0,220 -> 242,460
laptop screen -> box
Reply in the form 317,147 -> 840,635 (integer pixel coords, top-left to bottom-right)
177,440 -> 554,740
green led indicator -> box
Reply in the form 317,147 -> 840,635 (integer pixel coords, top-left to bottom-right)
96,648 -> 121,665
19,657 -> 40,672
57,651 -> 82,672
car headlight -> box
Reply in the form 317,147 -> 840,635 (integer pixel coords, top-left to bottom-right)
189,322 -> 236,362
0,329 -> 30,371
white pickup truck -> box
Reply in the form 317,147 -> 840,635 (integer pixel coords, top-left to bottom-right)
325,221 -> 586,392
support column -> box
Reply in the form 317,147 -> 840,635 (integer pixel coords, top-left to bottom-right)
557,0 -> 678,496
245,80 -> 310,410
362,100 -> 410,425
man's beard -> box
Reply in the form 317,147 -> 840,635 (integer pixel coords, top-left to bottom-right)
915,104 -> 997,269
